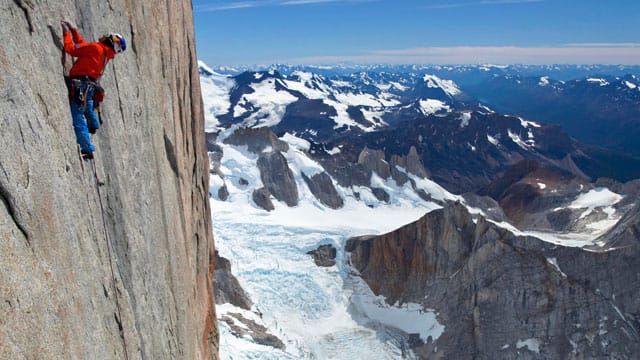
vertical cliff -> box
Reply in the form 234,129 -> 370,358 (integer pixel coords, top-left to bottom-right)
1,1 -> 217,359
348,203 -> 640,359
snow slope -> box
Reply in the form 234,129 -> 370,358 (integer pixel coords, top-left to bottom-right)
200,63 -> 464,135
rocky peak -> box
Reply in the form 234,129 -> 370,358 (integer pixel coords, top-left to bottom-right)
347,202 -> 483,303
358,146 -> 391,179
307,244 -> 338,267
390,145 -> 430,183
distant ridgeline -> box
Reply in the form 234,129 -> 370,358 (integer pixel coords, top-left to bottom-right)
201,63 -> 640,194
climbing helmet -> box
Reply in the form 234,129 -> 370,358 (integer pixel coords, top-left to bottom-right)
105,33 -> 127,53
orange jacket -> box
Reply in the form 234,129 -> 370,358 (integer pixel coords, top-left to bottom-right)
63,29 -> 115,80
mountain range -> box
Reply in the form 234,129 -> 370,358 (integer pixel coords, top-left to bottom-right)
201,62 -> 640,359
201,62 -> 640,192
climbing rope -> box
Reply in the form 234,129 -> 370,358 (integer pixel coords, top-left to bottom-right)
90,158 -> 130,360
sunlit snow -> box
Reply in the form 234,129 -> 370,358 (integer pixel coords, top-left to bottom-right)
508,129 -> 535,150
210,133 -> 450,358
586,78 -> 609,86
419,99 -> 450,115
361,108 -> 390,127
244,79 -> 299,127
198,61 -> 235,132
281,133 -> 311,152
487,134 -> 500,146
569,188 -> 623,219
212,179 -> 440,359
423,74 -> 461,97
458,111 -> 472,128
518,117 -> 541,128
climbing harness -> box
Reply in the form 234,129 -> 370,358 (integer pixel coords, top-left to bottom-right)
89,158 -> 130,360
69,76 -> 99,107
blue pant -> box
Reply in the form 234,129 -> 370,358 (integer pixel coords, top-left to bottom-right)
70,89 -> 100,153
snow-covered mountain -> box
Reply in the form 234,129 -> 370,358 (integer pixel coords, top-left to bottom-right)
206,62 -> 640,161
200,61 -> 640,359
201,61 -> 467,144
463,73 -> 640,158
200,61 -> 640,193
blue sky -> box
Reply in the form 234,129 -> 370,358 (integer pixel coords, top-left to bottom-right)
192,0 -> 640,66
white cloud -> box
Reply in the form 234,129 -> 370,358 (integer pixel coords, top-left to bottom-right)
565,43 -> 640,48
282,0 -> 369,4
282,45 -> 640,65
195,0 -> 376,11
427,0 -> 544,9
194,1 -> 260,11
281,0 -> 339,3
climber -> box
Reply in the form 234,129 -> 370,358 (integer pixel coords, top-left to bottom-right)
61,20 -> 126,160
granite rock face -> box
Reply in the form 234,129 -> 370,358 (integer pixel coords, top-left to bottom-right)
1,1 -> 217,359
347,202 -> 640,359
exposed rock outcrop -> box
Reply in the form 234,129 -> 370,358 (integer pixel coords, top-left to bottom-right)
224,126 -> 289,154
301,171 -> 343,209
371,187 -> 390,203
358,147 -> 391,179
257,151 -> 299,207
347,202 -> 640,359
390,146 -> 430,179
220,313 -> 285,350
1,2 -> 216,359
595,201 -> 640,249
207,141 -> 224,176
214,251 -> 252,310
307,244 -> 337,267
478,160 -> 606,233
217,184 -> 229,201
252,187 -> 275,211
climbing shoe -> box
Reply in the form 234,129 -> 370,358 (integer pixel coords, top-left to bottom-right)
81,150 -> 94,160
89,127 -> 97,134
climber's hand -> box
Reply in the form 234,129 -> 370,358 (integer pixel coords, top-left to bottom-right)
62,20 -> 76,31
61,20 -> 69,33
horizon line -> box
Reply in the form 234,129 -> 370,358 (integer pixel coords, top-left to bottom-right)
198,45 -> 640,67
